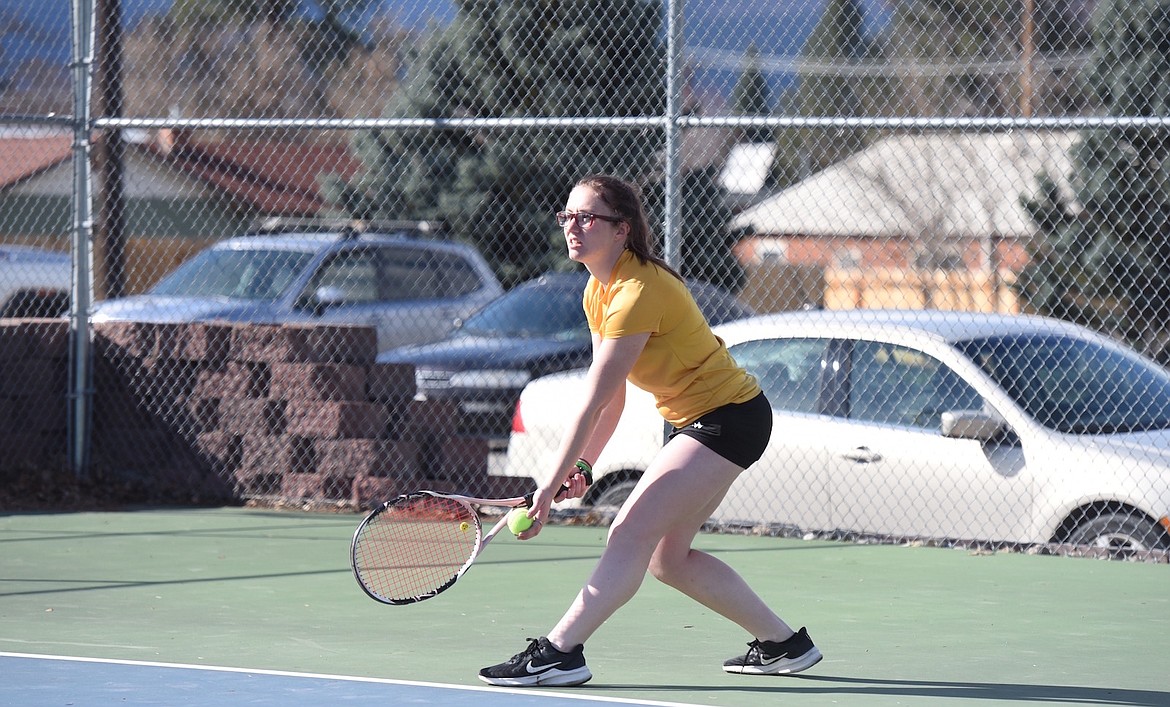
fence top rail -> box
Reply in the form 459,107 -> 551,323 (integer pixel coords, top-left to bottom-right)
689,115 -> 1170,131
78,115 -> 1170,132
91,116 -> 668,131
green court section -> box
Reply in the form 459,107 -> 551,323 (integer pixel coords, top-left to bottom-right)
1,508 -> 1167,707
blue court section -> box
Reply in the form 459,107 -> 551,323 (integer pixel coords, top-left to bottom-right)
2,653 -> 694,707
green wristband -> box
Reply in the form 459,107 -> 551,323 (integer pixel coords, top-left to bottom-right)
574,458 -> 592,475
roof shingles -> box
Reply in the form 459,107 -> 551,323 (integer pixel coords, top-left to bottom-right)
0,134 -> 361,216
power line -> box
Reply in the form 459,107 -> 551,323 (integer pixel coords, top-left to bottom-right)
686,47 -> 1092,79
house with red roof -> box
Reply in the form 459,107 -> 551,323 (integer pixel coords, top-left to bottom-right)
0,129 -> 362,291
0,129 -> 361,237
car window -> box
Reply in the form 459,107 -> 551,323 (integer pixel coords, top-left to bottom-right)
368,247 -> 485,301
427,250 -> 485,297
956,334 -> 1170,434
463,285 -> 586,339
849,340 -> 983,429
150,248 -> 314,300
312,248 -> 381,303
379,247 -> 439,300
730,338 -> 828,414
690,281 -> 755,324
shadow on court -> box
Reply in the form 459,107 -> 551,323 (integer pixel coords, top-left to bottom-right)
592,675 -> 1169,706
1,508 -> 1166,707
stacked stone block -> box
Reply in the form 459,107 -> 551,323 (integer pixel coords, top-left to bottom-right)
0,320 -> 517,507
0,319 -> 69,472
89,321 -> 509,507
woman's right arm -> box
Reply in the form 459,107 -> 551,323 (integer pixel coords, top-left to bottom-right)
524,331 -> 650,527
577,373 -> 624,472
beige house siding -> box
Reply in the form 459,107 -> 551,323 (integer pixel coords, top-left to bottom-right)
729,132 -> 1077,313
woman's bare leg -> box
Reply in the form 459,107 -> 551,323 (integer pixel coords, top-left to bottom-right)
546,435 -> 792,650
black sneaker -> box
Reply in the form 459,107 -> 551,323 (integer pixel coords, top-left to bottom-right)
723,627 -> 823,675
478,637 -> 593,687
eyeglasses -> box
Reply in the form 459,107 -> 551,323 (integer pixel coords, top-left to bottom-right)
556,211 -> 624,229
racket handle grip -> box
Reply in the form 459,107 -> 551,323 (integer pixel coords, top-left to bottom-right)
522,465 -> 594,507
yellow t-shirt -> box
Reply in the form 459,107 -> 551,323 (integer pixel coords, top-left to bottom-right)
583,250 -> 760,426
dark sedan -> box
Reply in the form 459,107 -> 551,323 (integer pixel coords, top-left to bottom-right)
378,271 -> 755,444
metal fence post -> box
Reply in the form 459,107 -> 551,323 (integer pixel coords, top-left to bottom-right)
663,0 -> 683,271
68,0 -> 95,478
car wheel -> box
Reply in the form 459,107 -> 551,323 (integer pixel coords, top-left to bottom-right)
1065,511 -> 1170,555
590,477 -> 640,508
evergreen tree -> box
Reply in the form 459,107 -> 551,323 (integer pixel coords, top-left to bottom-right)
1020,0 -> 1170,363
770,0 -> 874,191
327,0 -> 667,286
730,45 -> 772,144
642,166 -> 745,293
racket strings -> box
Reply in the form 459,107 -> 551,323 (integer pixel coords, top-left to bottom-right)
353,495 -> 480,603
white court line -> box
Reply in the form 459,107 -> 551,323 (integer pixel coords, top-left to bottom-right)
0,652 -> 704,707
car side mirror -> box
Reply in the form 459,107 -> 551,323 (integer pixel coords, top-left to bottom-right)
941,410 -> 1005,441
309,285 -> 347,316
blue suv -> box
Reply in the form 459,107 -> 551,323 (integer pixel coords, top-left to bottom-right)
90,220 -> 504,353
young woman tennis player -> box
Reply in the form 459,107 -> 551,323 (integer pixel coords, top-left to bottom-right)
478,174 -> 822,687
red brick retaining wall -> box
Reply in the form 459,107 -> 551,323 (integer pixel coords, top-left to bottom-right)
0,319 -> 523,508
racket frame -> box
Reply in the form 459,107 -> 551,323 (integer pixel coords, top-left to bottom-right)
350,490 -> 531,606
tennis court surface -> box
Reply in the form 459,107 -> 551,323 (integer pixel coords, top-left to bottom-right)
2,507 -> 1167,707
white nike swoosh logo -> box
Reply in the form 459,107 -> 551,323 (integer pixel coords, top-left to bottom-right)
758,654 -> 789,666
526,661 -> 562,674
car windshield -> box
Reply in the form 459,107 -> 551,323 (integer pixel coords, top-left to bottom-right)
456,274 -> 750,340
149,248 -> 315,301
691,282 -> 755,324
955,334 -> 1170,434
462,284 -> 586,339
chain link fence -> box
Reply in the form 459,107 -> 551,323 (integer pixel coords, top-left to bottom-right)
1,0 -> 1168,560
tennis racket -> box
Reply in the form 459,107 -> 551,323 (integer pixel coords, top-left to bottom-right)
350,469 -> 592,605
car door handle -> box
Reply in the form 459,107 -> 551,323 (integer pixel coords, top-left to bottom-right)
841,447 -> 882,463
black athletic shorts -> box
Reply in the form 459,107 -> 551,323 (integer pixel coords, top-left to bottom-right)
665,391 -> 772,469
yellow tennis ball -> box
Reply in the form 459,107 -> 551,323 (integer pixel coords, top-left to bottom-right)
507,508 -> 534,535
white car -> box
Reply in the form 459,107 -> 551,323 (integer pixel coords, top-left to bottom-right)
501,309 -> 1170,554
0,244 -> 71,318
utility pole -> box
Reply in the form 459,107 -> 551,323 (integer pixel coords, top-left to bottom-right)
93,0 -> 127,299
1020,0 -> 1035,118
